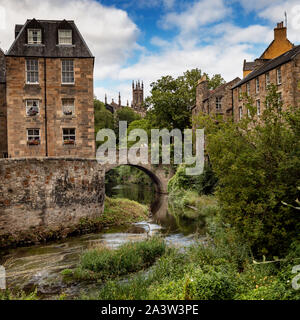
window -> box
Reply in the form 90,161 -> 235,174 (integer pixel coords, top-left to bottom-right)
278,92 -> 283,105
246,82 -> 250,96
256,78 -> 260,93
277,68 -> 282,85
26,100 -> 39,116
266,72 -> 270,87
27,129 -> 40,145
62,99 -> 75,116
58,29 -> 72,45
26,59 -> 39,84
238,87 -> 242,101
247,108 -> 251,117
239,106 -> 243,120
28,29 -> 42,44
256,99 -> 261,116
216,97 -> 222,111
63,128 -> 76,144
61,60 -> 74,84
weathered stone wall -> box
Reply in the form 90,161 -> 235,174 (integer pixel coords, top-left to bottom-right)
0,158 -> 105,246
5,57 -> 95,158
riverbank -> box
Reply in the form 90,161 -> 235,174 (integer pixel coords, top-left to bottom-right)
0,197 -> 149,249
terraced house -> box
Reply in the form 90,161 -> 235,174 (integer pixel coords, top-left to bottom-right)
232,22 -> 300,122
0,18 -> 95,158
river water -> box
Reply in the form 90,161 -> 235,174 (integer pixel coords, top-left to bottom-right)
0,183 -> 206,299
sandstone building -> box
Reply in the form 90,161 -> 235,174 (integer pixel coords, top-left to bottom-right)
0,19 -> 95,158
232,22 -> 300,123
192,76 -> 241,121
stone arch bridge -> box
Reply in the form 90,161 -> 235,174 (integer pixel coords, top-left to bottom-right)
0,157 -> 174,247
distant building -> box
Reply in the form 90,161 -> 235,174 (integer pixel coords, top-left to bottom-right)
105,80 -> 146,117
192,75 -> 241,122
232,22 -> 300,123
0,18 -> 95,158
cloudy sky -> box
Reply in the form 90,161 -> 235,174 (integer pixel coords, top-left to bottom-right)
1,0 -> 300,105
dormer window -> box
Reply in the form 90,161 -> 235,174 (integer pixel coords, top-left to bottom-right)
28,29 -> 42,44
58,29 -> 72,45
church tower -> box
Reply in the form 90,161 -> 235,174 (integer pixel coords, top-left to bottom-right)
132,80 -> 144,110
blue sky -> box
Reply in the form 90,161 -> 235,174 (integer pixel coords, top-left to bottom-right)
1,0 -> 300,104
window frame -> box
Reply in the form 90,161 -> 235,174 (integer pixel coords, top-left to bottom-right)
239,106 -> 243,120
26,59 -> 39,84
61,60 -> 75,84
62,98 -> 75,116
265,72 -> 270,87
277,68 -> 282,85
27,29 -> 42,44
256,77 -> 260,94
58,29 -> 72,45
256,99 -> 261,116
26,99 -> 40,116
27,128 -> 41,145
62,128 -> 76,145
246,82 -> 250,96
216,96 -> 222,111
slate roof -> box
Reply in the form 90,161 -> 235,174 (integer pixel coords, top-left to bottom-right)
204,77 -> 241,101
0,48 -> 5,83
233,45 -> 300,89
7,19 -> 93,58
243,61 -> 255,71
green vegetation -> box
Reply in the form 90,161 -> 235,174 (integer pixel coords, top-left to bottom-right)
63,237 -> 166,281
79,221 -> 300,300
195,84 -> 300,257
0,289 -> 38,300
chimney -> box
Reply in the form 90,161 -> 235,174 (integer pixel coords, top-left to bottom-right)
274,21 -> 287,41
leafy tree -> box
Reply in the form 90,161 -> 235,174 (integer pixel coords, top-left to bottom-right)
146,69 -> 203,131
207,74 -> 226,90
116,107 -> 141,125
94,99 -> 114,147
194,84 -> 300,257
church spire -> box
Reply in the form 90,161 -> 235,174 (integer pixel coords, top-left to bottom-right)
105,94 -> 107,104
118,92 -> 121,107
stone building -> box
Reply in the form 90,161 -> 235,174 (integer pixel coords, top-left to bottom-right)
105,80 -> 146,117
192,75 -> 241,121
232,22 -> 300,123
1,18 -> 95,158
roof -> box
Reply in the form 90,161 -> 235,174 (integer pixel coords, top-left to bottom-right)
204,77 -> 241,101
7,19 -> 93,58
232,45 -> 300,89
0,48 -> 5,83
243,61 -> 255,71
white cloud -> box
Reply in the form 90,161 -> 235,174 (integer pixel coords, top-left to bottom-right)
0,0 -> 140,80
161,0 -> 230,34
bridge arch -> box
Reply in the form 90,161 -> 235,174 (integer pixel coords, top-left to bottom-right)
104,163 -> 169,194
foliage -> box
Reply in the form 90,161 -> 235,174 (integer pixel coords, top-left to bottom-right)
68,237 -> 166,281
207,73 -> 226,90
194,84 -> 300,257
168,162 -> 218,196
0,288 -> 38,300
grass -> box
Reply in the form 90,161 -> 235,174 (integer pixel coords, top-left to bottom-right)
0,288 -> 38,300
79,222 -> 300,300
63,237 -> 166,282
100,197 -> 149,226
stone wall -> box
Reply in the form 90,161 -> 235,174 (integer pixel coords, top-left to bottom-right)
0,158 -> 105,247
5,57 -> 95,158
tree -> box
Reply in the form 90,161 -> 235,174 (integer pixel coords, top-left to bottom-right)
207,74 -> 226,90
145,69 -> 203,131
194,84 -> 300,257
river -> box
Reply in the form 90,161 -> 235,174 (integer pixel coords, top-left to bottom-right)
0,183 -> 206,299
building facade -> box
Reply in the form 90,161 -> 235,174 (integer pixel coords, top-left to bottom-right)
0,49 -> 7,158
192,75 -> 241,121
1,19 -> 95,158
232,22 -> 300,123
